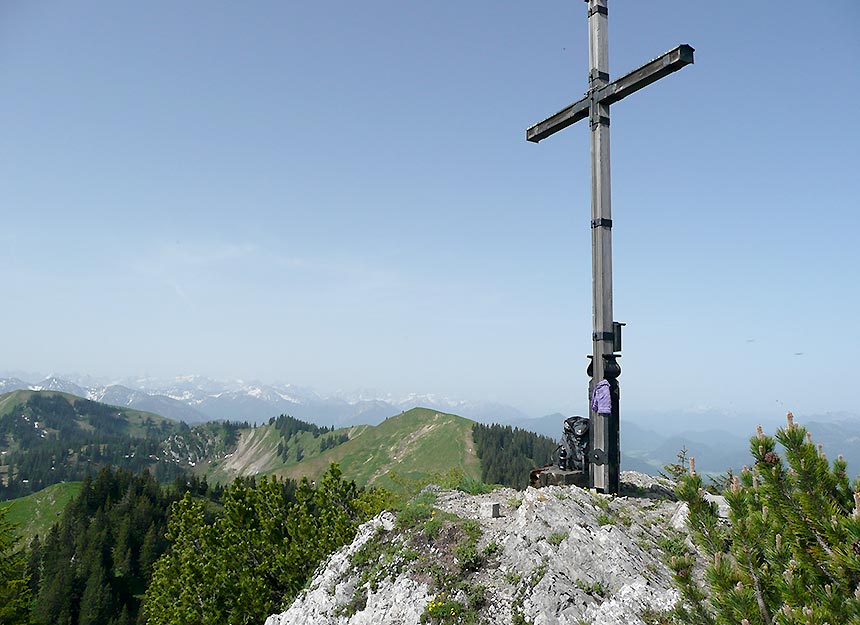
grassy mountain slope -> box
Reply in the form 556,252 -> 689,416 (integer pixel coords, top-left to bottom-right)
1,481 -> 83,546
203,408 -> 482,492
285,408 -> 481,491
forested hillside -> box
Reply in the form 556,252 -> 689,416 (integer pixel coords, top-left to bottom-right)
24,467 -> 203,625
472,423 -> 557,489
0,391 -> 183,499
2,462 -> 386,625
2,390 -> 563,503
2,391 -> 531,504
159,419 -> 247,468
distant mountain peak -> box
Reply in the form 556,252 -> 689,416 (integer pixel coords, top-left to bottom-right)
0,377 -> 30,394
0,372 -> 531,429
31,376 -> 86,396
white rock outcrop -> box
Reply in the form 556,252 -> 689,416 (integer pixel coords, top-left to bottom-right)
266,472 -> 684,625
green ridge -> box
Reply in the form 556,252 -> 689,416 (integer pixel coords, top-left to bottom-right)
0,389 -> 176,434
203,408 -> 482,492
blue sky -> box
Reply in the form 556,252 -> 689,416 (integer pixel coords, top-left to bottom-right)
1,1 -> 858,421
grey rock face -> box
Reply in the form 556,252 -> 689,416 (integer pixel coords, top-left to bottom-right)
264,512 -> 431,625
670,492 -> 729,531
266,472 -> 684,625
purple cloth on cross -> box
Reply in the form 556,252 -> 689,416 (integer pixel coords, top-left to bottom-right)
591,379 -> 611,415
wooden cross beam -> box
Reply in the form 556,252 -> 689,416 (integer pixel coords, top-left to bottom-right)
526,0 -> 693,494
526,44 -> 694,144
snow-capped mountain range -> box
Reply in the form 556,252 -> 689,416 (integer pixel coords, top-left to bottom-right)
0,373 -> 529,427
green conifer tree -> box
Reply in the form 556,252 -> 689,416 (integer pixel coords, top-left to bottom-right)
142,494 -> 215,625
26,534 -> 42,593
671,413 -> 860,624
138,524 -> 161,580
79,564 -> 115,625
0,505 -> 33,625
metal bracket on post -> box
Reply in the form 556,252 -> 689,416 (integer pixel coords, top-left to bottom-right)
589,69 -> 610,84
588,83 -> 609,131
590,449 -> 607,465
589,114 -> 610,130
591,218 -> 613,229
593,324 -> 624,351
587,4 -> 607,17
612,321 -> 625,353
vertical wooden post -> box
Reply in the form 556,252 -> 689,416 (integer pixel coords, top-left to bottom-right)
587,0 -> 618,493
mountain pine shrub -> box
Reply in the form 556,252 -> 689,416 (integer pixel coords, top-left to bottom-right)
143,464 -> 387,625
671,412 -> 860,625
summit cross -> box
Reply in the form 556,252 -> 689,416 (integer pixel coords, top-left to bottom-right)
526,0 -> 694,494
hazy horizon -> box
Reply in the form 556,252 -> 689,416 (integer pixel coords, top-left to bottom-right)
2,369 -> 856,438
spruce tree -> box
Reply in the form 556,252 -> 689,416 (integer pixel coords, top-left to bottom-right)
78,564 -> 114,625
0,504 -> 33,625
138,524 -> 162,579
26,534 -> 41,593
671,412 -> 860,625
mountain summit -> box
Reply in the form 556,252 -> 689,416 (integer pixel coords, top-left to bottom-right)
265,473 -> 683,625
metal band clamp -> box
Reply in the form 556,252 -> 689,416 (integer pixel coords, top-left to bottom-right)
591,218 -> 612,229
589,115 -> 610,129
589,70 -> 610,83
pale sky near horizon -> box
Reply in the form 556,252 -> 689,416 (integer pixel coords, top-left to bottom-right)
1,1 -> 858,420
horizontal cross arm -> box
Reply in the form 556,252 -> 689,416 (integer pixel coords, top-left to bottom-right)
525,44 -> 694,144
526,93 -> 590,143
598,44 -> 694,106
